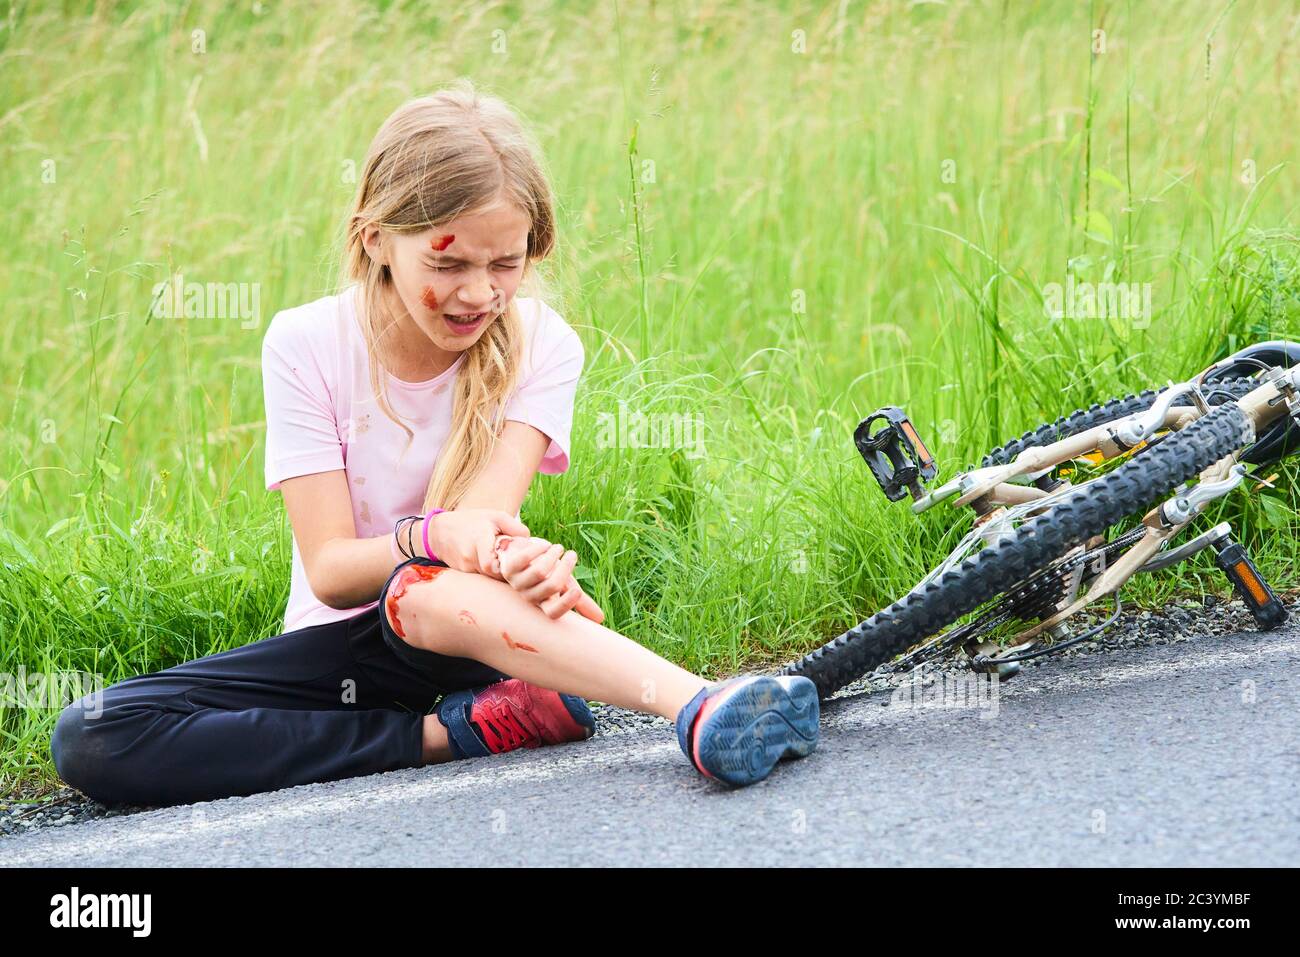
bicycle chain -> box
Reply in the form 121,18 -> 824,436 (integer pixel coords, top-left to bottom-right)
879,525 -> 1148,674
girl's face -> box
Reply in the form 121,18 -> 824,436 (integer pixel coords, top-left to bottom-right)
372,197 -> 531,353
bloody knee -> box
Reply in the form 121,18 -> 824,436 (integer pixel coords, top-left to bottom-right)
382,561 -> 456,649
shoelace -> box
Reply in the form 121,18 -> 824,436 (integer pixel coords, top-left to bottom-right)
474,697 -> 539,752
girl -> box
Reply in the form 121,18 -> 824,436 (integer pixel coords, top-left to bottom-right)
50,81 -> 819,807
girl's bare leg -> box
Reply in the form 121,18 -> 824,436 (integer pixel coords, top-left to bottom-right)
421,718 -> 454,764
387,565 -> 710,764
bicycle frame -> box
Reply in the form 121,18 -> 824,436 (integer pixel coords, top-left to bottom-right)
911,359 -> 1300,658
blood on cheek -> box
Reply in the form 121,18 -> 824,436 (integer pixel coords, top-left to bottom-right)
383,564 -> 448,639
420,234 -> 454,310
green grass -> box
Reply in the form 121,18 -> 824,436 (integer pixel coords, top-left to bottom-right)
1,0 -> 1297,794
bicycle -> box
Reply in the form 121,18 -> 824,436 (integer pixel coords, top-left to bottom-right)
783,340 -> 1300,700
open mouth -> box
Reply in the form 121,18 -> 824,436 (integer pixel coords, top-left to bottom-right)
443,311 -> 489,333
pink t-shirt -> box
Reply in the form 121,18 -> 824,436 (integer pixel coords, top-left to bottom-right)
261,284 -> 584,633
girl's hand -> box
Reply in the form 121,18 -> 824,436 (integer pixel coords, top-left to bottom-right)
495,536 -> 605,623
424,509 -> 530,578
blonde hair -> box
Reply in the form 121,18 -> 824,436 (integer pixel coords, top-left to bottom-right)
341,80 -> 557,512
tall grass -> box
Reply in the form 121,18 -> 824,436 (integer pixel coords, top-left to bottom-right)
1,0 -> 1297,793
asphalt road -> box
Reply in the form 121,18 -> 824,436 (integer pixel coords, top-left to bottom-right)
3,620 -> 1297,867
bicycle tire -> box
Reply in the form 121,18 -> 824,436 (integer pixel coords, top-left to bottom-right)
980,377 -> 1257,468
783,402 -> 1254,699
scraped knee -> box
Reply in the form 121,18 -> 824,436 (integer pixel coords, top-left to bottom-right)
382,561 -> 462,652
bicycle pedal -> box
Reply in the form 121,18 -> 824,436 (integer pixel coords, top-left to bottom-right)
855,406 -> 939,502
1213,537 -> 1289,630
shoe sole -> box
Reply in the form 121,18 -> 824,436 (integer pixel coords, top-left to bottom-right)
692,675 -> 819,787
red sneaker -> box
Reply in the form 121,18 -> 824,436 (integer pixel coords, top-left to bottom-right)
435,679 -> 596,757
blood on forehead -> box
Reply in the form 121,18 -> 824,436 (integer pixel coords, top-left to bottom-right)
430,234 -> 455,251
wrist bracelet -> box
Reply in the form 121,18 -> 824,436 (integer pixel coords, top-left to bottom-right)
421,508 -> 447,562
391,515 -> 422,562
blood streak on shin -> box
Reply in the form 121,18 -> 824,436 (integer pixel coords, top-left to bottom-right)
419,286 -> 439,311
500,630 -> 539,654
384,564 -> 448,639
430,233 -> 455,251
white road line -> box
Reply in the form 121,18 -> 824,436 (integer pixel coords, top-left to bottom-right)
4,633 -> 1296,866
0,740 -> 680,867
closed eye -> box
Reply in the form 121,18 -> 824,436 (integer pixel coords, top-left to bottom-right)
430,261 -> 522,272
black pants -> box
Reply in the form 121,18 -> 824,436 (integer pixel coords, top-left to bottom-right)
49,558 -> 509,808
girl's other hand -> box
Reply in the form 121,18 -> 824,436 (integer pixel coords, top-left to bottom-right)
495,536 -> 605,623
425,509 -> 530,578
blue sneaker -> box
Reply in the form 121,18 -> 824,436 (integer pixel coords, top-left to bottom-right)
674,675 -> 819,787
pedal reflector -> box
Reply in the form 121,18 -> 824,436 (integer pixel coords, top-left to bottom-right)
1214,539 -> 1288,630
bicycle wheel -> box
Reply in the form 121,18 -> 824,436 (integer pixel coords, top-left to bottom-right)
980,377 -> 1256,468
783,402 -> 1253,699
